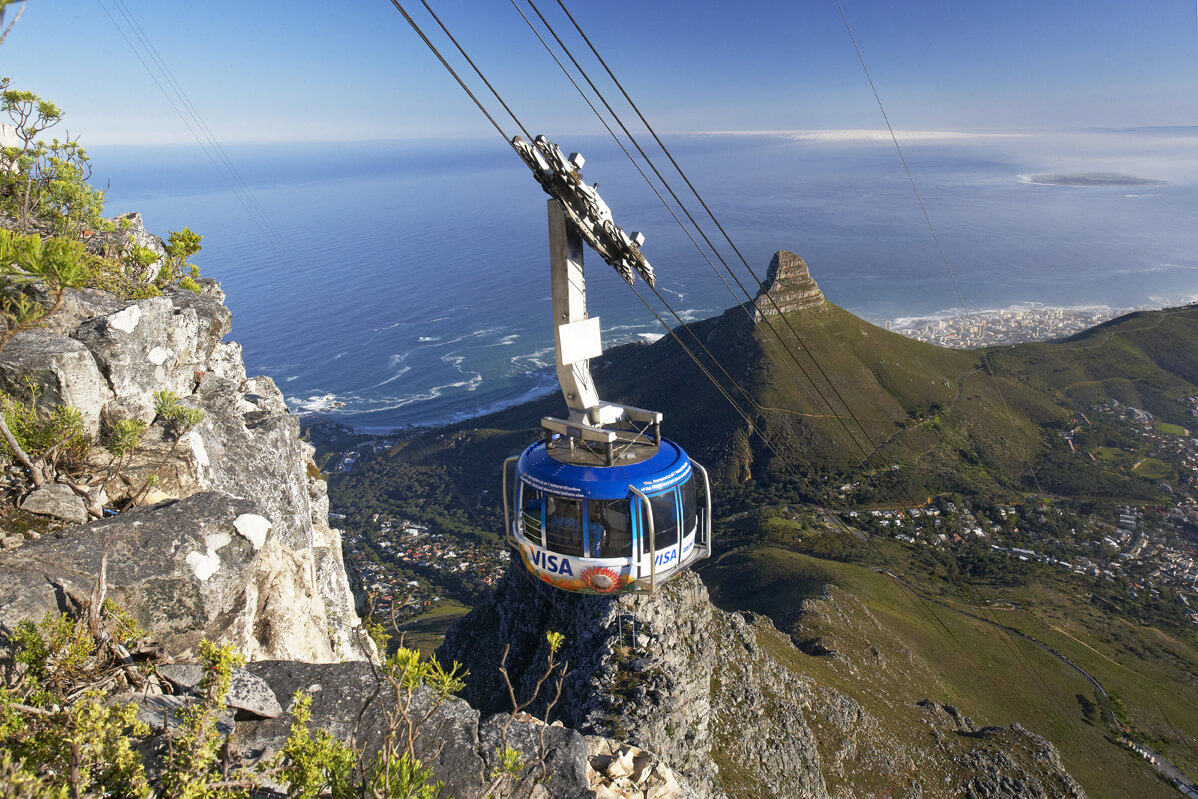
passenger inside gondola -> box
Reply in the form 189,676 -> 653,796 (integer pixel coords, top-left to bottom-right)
521,487 -> 543,541
545,495 -> 584,556
588,499 -> 632,558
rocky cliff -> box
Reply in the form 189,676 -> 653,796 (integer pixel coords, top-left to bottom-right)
441,566 -> 828,798
753,250 -> 826,323
0,215 -> 369,662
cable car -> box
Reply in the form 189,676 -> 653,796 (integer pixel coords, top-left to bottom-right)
501,137 -> 713,593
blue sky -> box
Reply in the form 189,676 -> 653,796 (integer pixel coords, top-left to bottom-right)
1,0 -> 1195,144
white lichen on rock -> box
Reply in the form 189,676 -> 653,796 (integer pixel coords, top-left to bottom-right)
234,513 -> 271,550
107,304 -> 142,333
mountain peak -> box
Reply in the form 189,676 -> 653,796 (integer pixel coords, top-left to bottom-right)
754,250 -> 825,322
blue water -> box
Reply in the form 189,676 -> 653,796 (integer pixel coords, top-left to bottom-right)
92,130 -> 1198,432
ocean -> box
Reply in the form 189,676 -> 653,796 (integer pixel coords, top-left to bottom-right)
92,129 -> 1198,432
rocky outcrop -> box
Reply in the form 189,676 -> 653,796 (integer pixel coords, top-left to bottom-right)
229,660 -> 630,799
753,250 -> 825,322
0,275 -> 370,662
82,212 -> 168,284
440,566 -> 828,799
0,492 -> 350,661
441,563 -> 1091,799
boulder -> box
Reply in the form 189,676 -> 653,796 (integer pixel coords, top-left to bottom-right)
156,663 -> 283,719
0,491 -> 338,661
0,329 -> 110,436
20,484 -> 88,524
233,661 -> 487,799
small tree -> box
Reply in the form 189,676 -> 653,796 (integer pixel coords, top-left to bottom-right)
1,77 -> 62,233
162,227 -> 203,290
1,77 -> 107,238
0,230 -> 91,490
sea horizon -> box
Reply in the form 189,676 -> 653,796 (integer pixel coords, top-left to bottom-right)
90,129 -> 1198,433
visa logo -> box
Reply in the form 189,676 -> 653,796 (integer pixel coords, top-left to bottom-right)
654,549 -> 678,567
529,548 -> 575,575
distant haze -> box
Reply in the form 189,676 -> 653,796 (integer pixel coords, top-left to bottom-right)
1,1 -> 1195,144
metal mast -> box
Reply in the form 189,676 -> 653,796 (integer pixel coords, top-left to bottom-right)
513,135 -> 662,465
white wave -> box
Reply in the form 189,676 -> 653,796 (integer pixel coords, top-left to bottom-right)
509,346 -> 555,370
362,373 -> 485,412
638,333 -> 665,343
369,366 -> 412,388
452,374 -> 483,392
444,378 -> 558,422
294,393 -> 345,412
388,352 -> 409,367
418,336 -> 440,342
284,375 -> 299,382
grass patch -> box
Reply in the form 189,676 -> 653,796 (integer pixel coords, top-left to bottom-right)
699,547 -> 833,625
1132,457 -> 1173,480
1094,446 -> 1130,463
1156,422 -> 1188,436
396,601 -> 471,654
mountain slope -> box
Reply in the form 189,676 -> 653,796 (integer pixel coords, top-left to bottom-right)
351,251 -> 1198,513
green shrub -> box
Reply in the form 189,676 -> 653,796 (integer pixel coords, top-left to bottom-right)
0,384 -> 89,466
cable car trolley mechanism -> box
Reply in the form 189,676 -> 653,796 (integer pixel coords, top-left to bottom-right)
502,135 -> 713,594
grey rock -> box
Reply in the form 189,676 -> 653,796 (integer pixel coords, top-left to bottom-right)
0,329 -> 110,436
109,691 -> 235,737
29,285 -> 126,338
20,484 -> 88,524
478,712 -> 593,799
234,661 -> 487,799
72,295 -> 179,423
0,492 -> 338,661
156,663 -> 284,718
188,373 -> 312,552
440,567 -> 822,799
753,250 -> 826,322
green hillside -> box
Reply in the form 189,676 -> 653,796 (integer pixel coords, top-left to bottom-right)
699,543 -> 1197,799
341,297 -> 1198,520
